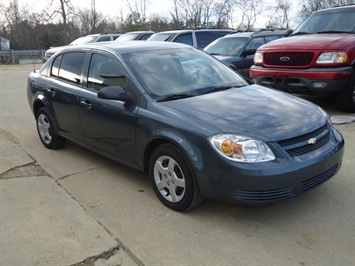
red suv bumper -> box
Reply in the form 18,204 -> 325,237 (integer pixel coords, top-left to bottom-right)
250,66 -> 353,94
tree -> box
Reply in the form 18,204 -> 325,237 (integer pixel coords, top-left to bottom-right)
43,0 -> 75,43
124,0 -> 148,26
214,0 -> 238,29
77,7 -> 104,35
171,0 -> 220,28
265,0 -> 292,29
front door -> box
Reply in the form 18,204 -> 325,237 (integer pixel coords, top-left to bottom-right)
79,52 -> 139,166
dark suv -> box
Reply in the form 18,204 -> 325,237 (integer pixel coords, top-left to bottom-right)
250,5 -> 355,112
204,30 -> 285,78
147,29 -> 234,49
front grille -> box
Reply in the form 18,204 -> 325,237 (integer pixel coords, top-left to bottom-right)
233,164 -> 339,203
301,164 -> 339,191
264,52 -> 314,66
277,125 -> 330,157
233,187 -> 294,202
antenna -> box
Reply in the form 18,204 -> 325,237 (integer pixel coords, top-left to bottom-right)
28,28 -> 36,73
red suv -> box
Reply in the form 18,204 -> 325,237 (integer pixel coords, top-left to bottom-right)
250,5 -> 355,112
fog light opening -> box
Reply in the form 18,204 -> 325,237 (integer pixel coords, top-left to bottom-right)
312,82 -> 327,89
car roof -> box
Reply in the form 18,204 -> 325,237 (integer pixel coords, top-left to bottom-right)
315,4 -> 355,13
221,30 -> 286,38
152,29 -> 234,34
122,30 -> 155,34
59,41 -> 194,55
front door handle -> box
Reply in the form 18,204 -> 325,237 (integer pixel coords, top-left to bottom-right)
80,99 -> 92,110
47,88 -> 56,97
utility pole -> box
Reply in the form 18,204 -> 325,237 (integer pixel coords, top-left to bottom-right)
91,0 -> 96,32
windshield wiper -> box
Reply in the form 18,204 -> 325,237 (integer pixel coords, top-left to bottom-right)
291,32 -> 311,36
156,93 -> 196,102
203,85 -> 243,95
316,30 -> 351,34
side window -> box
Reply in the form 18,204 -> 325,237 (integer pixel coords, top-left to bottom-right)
51,55 -> 62,78
265,35 -> 282,43
58,52 -> 86,84
245,37 -> 266,51
40,62 -> 50,76
174,33 -> 193,46
97,36 -> 110,42
87,53 -> 127,92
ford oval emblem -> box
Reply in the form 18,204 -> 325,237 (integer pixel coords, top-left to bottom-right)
280,56 -> 290,62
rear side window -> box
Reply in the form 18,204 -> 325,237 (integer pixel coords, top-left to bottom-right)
245,37 -> 266,51
51,55 -> 62,78
51,52 -> 85,85
265,35 -> 282,43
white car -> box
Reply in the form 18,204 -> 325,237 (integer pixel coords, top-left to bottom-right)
43,33 -> 123,61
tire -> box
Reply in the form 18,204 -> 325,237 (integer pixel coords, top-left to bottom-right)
149,144 -> 203,212
36,107 -> 66,149
335,72 -> 355,113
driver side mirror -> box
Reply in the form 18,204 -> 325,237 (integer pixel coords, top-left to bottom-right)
284,29 -> 293,37
97,86 -> 135,104
242,49 -> 257,57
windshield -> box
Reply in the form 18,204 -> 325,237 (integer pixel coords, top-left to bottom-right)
116,33 -> 140,41
70,35 -> 99,45
123,48 -> 248,100
147,33 -> 176,41
204,37 -> 248,56
293,7 -> 355,35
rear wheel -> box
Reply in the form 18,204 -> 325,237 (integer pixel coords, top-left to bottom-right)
36,107 -> 66,149
149,144 -> 203,212
335,72 -> 355,113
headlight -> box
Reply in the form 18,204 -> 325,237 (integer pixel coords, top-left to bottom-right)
208,134 -> 275,163
317,105 -> 330,122
254,52 -> 263,64
316,52 -> 347,64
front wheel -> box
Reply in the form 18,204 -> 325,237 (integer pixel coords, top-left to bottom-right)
149,144 -> 203,212
36,107 -> 66,149
335,72 -> 355,113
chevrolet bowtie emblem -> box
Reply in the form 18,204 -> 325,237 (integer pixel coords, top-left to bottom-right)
308,137 -> 317,145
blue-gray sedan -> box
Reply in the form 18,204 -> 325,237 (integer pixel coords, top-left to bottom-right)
27,41 -> 344,212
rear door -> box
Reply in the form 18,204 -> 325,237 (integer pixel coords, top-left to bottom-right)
43,52 -> 86,142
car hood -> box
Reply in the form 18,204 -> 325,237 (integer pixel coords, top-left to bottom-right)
214,55 -> 239,60
260,34 -> 355,51
162,85 -> 326,142
47,45 -> 66,53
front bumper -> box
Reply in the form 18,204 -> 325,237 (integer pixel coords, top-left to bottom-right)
249,65 -> 352,94
197,126 -> 345,206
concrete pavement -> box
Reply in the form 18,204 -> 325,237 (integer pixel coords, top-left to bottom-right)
0,129 -> 139,266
